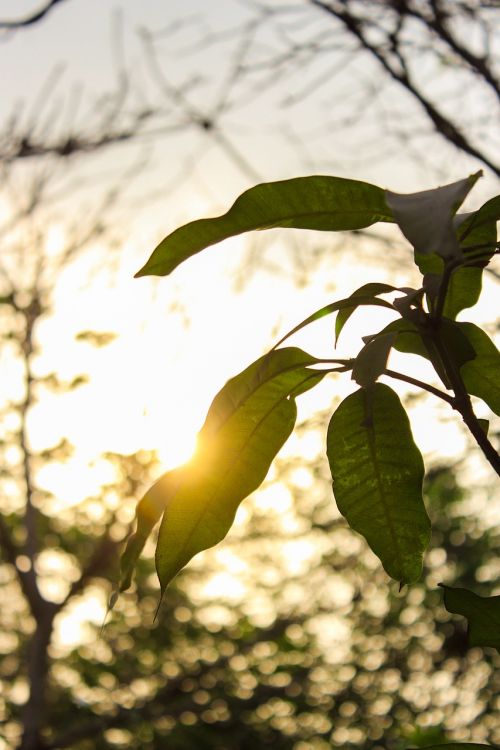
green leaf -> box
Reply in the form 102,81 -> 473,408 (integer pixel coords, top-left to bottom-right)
386,172 -> 481,272
118,469 -> 183,593
381,318 -> 426,356
335,282 -> 398,344
444,195 -> 500,318
441,585 -> 500,652
155,347 -> 327,593
458,194 -> 500,250
326,383 -> 430,584
136,176 -> 394,277
413,745 -> 495,750
352,332 -> 397,387
458,323 -> 500,416
444,256 -> 493,322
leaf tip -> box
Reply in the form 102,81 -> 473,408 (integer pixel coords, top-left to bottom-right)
153,591 -> 166,623
99,590 -> 119,637
108,590 -> 119,610
134,265 -> 148,278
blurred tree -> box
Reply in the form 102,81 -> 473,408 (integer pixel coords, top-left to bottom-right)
2,397 -> 498,749
2,2 -> 498,184
191,0 -> 499,178
0,3 -> 498,750
0,161 -> 130,749
305,0 -> 500,176
0,183 -> 498,747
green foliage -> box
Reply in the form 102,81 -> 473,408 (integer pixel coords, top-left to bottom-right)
119,467 -> 184,593
124,348 -> 328,595
458,324 -> 500,416
326,383 -> 429,584
135,175 -> 394,277
444,195 -> 500,318
123,171 -> 500,680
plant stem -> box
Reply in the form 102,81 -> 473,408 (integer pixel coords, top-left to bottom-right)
430,325 -> 500,477
383,368 -> 455,404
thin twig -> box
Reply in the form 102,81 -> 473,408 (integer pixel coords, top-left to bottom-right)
0,0 -> 68,29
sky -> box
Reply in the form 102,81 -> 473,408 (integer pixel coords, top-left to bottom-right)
0,0 -> 499,640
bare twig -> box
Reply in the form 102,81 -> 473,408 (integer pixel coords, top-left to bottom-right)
0,0 -> 68,30
309,0 -> 500,177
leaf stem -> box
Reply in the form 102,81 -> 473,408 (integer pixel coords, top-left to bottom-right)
383,368 -> 455,404
431,259 -> 457,323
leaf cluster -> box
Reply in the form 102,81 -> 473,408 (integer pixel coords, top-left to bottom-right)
118,172 -> 500,693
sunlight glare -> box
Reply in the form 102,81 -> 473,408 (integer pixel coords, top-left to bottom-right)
44,223 -> 66,258
54,588 -> 107,650
282,538 -> 318,575
200,572 -> 247,603
253,483 -> 292,514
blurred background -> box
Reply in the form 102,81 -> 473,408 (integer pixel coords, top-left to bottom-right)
0,1 -> 498,749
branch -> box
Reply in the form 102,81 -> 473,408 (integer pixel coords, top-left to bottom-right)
409,1 -> 499,99
0,0 -> 68,30
309,0 -> 500,177
19,303 -> 40,572
139,27 -> 264,182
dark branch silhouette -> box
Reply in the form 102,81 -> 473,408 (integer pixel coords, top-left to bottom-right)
309,0 -> 500,176
0,0 -> 69,30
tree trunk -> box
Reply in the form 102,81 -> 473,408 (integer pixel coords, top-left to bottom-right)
18,604 -> 56,750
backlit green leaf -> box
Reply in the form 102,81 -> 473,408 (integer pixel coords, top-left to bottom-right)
381,318 -> 425,356
155,347 -> 327,593
441,585 -> 500,652
327,383 -> 430,584
136,176 -> 394,277
119,468 -> 184,592
445,196 -> 500,318
458,323 -> 500,416
386,172 -> 481,272
458,194 -> 500,251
